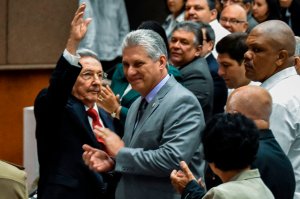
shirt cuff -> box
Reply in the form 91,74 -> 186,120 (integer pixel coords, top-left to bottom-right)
63,49 -> 81,67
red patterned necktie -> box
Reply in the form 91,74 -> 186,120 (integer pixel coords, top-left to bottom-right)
86,108 -> 105,144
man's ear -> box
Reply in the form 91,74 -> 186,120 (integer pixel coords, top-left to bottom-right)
243,2 -> 252,13
275,50 -> 288,66
207,41 -> 214,52
243,22 -> 249,32
195,45 -> 203,57
210,9 -> 218,21
159,55 -> 167,69
295,56 -> 300,75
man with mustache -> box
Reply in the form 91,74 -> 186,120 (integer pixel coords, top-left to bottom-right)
34,4 -> 115,199
244,19 -> 300,199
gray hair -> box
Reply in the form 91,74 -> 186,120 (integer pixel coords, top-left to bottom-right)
77,49 -> 100,61
122,29 -> 168,60
173,21 -> 203,46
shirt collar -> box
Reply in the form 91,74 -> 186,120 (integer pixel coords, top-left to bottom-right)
144,74 -> 170,103
261,67 -> 297,90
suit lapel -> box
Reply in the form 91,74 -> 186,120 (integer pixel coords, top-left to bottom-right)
122,97 -> 140,145
66,97 -> 99,146
129,76 -> 177,145
98,108 -> 114,132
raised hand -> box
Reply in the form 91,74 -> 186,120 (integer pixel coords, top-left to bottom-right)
66,3 -> 92,55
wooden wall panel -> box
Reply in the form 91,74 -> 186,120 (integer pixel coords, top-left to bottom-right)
7,0 -> 77,64
0,70 -> 52,164
0,0 -> 7,64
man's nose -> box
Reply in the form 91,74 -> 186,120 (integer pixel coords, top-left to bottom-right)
244,50 -> 251,60
92,74 -> 102,84
187,7 -> 195,15
172,41 -> 181,48
218,66 -> 225,77
126,66 -> 137,76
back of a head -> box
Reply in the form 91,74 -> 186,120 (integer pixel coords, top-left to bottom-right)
138,20 -> 170,56
201,22 -> 215,43
265,0 -> 282,21
226,85 -> 272,125
122,29 -> 168,61
252,20 -> 295,56
173,21 -> 203,46
207,0 -> 216,10
216,32 -> 248,64
202,113 -> 259,171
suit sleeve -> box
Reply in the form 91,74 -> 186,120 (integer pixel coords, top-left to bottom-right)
181,180 -> 206,199
34,55 -> 81,121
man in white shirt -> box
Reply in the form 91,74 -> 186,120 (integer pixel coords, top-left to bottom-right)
244,19 -> 300,199
185,0 -> 230,58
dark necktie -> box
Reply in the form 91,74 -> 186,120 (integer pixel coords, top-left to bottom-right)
134,99 -> 148,130
86,108 -> 105,144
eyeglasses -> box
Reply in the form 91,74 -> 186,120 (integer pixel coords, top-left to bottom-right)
220,0 -> 244,4
220,17 -> 246,25
80,71 -> 107,81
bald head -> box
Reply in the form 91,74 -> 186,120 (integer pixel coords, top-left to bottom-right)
226,85 -> 272,129
251,20 -> 295,56
220,4 -> 248,33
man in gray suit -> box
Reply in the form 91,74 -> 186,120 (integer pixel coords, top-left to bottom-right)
169,21 -> 214,121
82,29 -> 205,199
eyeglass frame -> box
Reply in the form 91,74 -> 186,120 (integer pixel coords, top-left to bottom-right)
80,71 -> 108,81
219,17 -> 246,25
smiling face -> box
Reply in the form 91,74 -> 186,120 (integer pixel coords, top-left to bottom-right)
72,56 -> 103,108
122,45 -> 167,97
217,53 -> 250,88
169,29 -> 201,66
185,0 -> 217,23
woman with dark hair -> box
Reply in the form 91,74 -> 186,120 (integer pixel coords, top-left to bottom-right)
252,0 -> 281,22
162,0 -> 186,38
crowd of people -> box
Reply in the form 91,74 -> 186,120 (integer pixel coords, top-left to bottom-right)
2,0 -> 300,198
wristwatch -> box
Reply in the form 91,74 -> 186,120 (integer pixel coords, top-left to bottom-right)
111,106 -> 121,118
111,111 -> 117,118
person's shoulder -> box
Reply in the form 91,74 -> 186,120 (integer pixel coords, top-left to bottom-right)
168,78 -> 200,102
0,161 -> 27,184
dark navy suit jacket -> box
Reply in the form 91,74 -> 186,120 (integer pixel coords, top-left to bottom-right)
205,53 -> 227,115
34,55 -> 115,199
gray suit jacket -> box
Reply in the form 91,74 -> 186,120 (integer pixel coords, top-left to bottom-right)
179,57 -> 214,121
114,76 -> 205,199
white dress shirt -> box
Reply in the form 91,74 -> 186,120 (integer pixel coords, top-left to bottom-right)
209,19 -> 230,59
261,67 -> 300,199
